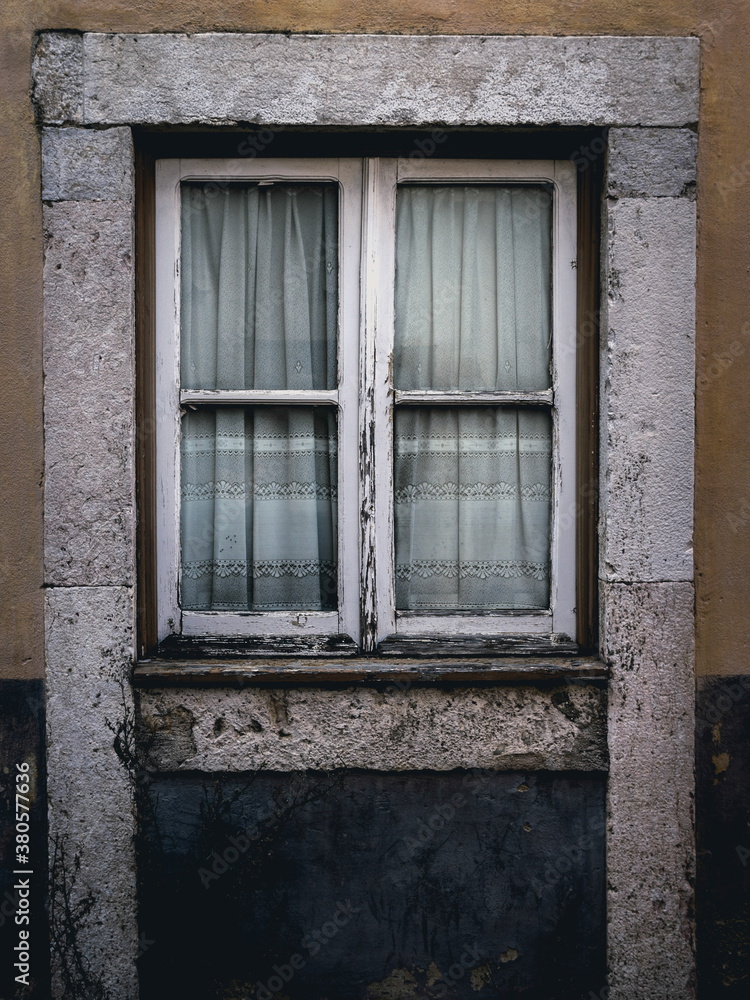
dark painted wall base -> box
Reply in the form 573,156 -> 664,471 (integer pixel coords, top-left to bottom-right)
0,679 -> 48,999
138,770 -> 605,1000
696,675 -> 750,998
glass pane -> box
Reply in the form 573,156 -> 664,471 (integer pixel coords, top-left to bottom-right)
394,407 -> 551,610
394,185 -> 552,391
181,406 -> 338,611
181,183 -> 338,390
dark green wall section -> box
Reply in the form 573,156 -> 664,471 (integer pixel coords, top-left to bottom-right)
0,680 -> 48,999
138,770 -> 605,999
696,676 -> 750,998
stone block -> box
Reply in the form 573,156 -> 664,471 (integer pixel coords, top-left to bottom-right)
45,586 -> 138,1000
43,201 -> 135,586
32,32 -> 83,125
602,580 -> 695,998
608,128 -> 697,197
137,682 -> 608,773
42,126 -> 133,201
600,196 -> 695,583
52,32 -> 703,127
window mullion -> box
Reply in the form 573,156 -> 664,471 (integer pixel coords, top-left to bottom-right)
359,157 -> 398,651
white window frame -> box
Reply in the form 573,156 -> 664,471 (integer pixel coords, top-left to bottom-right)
155,158 -> 363,642
155,156 -> 577,649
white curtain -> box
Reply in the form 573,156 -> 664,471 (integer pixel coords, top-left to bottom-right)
394,186 -> 552,610
179,184 -> 338,611
181,182 -> 337,390
395,185 -> 551,390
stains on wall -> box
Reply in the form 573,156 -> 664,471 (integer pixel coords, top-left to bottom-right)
137,770 -> 606,1000
696,676 -> 750,997
136,683 -> 608,773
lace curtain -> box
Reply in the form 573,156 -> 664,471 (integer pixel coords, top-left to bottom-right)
394,185 -> 553,610
179,184 -> 338,611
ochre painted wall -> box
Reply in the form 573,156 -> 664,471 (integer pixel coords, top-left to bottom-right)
1,0 -> 748,679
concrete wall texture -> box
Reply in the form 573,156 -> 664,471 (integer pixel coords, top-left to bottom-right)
2,2 -> 750,1000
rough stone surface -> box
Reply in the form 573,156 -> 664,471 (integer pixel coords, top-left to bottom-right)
45,586 -> 138,1000
600,196 -> 695,583
137,683 -> 608,772
42,127 -> 134,202
607,128 -> 697,198
31,32 -> 701,127
602,581 -> 695,999
43,200 -> 135,586
32,32 -> 84,125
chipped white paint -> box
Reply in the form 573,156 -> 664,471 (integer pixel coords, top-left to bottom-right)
33,33 -> 699,128
45,586 -> 138,1000
359,157 -> 392,651
154,157 -> 362,642
360,157 -> 578,641
138,683 -> 608,773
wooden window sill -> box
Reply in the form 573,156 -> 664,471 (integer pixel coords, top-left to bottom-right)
133,654 -> 607,687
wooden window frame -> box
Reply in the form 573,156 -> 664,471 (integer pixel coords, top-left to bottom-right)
364,158 -> 577,651
138,138 -> 599,661
155,158 -> 363,644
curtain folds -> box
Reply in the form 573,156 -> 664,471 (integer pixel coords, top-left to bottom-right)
179,183 -> 339,612
181,407 -> 338,611
393,185 -> 553,610
394,407 -> 551,610
181,183 -> 338,391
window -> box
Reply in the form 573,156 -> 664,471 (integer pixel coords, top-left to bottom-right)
155,157 -> 577,652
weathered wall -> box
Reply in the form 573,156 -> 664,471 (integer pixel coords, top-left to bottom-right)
0,0 -> 749,689
2,3 -> 750,1000
138,770 -> 607,1000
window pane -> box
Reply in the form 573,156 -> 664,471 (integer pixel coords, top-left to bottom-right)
181,406 -> 338,611
181,183 -> 338,390
394,407 -> 551,610
394,185 -> 552,391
